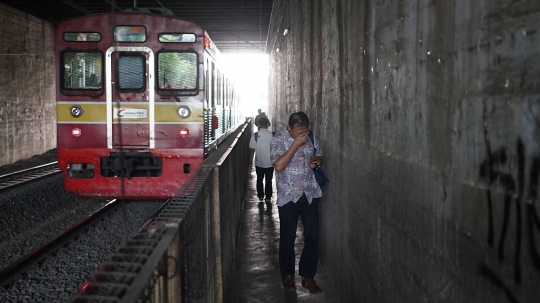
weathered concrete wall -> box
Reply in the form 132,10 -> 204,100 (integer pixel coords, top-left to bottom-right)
267,0 -> 540,301
0,3 -> 56,166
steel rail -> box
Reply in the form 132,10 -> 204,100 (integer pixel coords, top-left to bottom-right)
0,199 -> 119,287
137,199 -> 172,231
0,161 -> 58,179
0,161 -> 61,191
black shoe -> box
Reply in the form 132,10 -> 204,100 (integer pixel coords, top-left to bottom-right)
282,275 -> 296,291
301,278 -> 322,294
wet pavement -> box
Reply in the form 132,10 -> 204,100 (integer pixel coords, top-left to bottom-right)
225,169 -> 338,303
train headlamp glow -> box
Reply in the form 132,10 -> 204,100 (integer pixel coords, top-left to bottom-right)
70,105 -> 84,118
177,105 -> 191,119
179,129 -> 189,137
72,128 -> 82,137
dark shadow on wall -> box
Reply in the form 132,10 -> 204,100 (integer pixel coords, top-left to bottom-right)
479,138 -> 540,302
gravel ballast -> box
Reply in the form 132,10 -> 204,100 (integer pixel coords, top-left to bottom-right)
0,201 -> 163,302
0,176 -> 107,271
0,150 -> 166,302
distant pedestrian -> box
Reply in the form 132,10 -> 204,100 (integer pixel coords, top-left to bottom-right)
270,111 -> 324,294
254,109 -> 267,129
249,117 -> 274,206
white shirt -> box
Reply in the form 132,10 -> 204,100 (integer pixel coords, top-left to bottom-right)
249,128 -> 274,168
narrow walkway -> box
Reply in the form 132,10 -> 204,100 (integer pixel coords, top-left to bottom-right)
225,169 -> 338,303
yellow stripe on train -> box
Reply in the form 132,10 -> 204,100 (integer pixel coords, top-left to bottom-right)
57,102 -> 204,123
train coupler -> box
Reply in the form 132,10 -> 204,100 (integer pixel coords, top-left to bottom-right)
100,152 -> 162,178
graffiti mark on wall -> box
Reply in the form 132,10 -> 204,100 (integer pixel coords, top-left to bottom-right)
479,138 -> 540,302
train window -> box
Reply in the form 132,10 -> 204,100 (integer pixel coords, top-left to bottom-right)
159,33 -> 196,43
157,52 -> 198,90
114,26 -> 146,42
217,70 -> 221,105
212,62 -> 216,107
225,80 -> 229,106
62,51 -> 102,90
63,32 -> 101,42
118,55 -> 145,91
205,60 -> 209,102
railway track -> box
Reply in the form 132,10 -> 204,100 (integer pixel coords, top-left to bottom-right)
0,162 -> 61,191
0,199 -> 119,287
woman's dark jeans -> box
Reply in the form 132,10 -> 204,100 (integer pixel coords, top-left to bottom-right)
278,194 -> 319,279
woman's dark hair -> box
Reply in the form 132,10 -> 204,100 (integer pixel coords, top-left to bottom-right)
288,111 -> 310,127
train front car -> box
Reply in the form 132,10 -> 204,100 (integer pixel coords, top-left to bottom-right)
55,13 -> 209,199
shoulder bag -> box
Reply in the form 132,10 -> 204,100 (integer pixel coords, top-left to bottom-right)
308,131 -> 328,189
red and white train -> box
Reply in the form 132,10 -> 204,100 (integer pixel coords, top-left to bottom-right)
55,8 -> 238,199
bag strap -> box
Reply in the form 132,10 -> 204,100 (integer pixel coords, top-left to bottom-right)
308,131 -> 317,156
254,132 -> 259,142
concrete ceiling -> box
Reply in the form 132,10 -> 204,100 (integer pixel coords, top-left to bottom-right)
0,0 -> 274,53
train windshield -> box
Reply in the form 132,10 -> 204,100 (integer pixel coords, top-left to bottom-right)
62,51 -> 102,90
157,52 -> 197,90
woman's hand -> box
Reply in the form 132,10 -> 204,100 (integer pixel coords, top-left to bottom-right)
292,131 -> 309,148
309,156 -> 320,169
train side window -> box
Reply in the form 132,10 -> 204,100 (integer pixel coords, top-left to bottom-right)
205,59 -> 209,102
212,62 -> 215,107
62,51 -> 102,90
118,54 -> 145,91
63,32 -> 101,42
225,80 -> 229,107
157,52 -> 198,90
158,33 -> 196,43
217,69 -> 221,105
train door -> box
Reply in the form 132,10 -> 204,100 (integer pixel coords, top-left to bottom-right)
105,46 -> 155,149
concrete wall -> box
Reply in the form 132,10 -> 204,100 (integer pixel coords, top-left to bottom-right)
267,0 -> 540,301
0,3 -> 56,166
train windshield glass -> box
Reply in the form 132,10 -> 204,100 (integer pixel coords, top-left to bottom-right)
62,51 -> 102,90
114,26 -> 146,42
158,52 -> 197,90
118,55 -> 145,90
158,33 -> 196,43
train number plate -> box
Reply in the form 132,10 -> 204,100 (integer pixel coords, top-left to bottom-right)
114,108 -> 148,119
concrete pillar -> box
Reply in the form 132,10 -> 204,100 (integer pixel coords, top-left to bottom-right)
0,3 -> 56,167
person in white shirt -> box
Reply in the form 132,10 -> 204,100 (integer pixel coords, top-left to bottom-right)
249,117 -> 274,205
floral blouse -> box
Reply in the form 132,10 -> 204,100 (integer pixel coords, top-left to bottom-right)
270,130 -> 323,206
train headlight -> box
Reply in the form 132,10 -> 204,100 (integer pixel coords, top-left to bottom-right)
179,128 -> 189,137
177,105 -> 191,119
72,128 -> 82,137
70,105 -> 84,118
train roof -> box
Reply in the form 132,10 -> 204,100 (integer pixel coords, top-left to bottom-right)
123,7 -> 175,16
56,11 -> 204,32
55,11 -> 221,59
